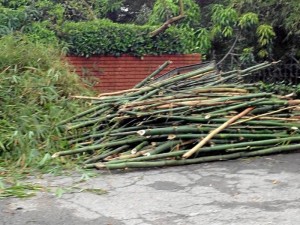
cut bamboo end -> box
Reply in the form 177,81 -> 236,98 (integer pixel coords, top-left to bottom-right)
51,153 -> 60,158
168,134 -> 176,140
131,149 -> 137,154
137,130 -> 146,136
95,163 -> 106,169
205,114 -> 211,119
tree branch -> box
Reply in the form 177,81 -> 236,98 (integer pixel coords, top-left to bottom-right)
149,0 -> 186,38
216,35 -> 239,66
179,0 -> 184,15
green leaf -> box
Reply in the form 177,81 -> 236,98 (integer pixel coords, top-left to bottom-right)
38,153 -> 52,167
239,12 -> 259,29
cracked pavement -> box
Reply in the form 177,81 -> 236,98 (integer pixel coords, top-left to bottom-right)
1,152 -> 300,225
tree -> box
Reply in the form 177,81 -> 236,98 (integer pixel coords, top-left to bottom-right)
1,0 -> 298,63
185,2 -> 276,68
230,0 -> 300,61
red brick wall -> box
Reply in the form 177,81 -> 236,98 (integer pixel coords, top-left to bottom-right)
66,54 -> 201,93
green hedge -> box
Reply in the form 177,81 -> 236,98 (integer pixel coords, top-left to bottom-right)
61,19 -> 195,57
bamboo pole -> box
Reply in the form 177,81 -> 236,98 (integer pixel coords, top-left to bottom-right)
232,106 -> 297,125
84,145 -> 130,164
83,136 -> 300,168
52,137 -> 148,158
182,107 -> 254,158
94,143 -> 300,170
134,61 -> 172,88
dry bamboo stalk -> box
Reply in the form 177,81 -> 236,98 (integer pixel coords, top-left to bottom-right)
229,116 -> 299,121
188,71 -> 217,80
182,107 -> 254,158
232,106 -> 297,126
156,100 -> 238,109
121,96 -> 210,110
192,88 -> 248,94
71,95 -> 108,100
288,100 -> 300,105
121,96 -> 177,109
290,116 -> 300,119
150,65 -> 215,86
97,88 -> 140,97
106,149 -> 153,161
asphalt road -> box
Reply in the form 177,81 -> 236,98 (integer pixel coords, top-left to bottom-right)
1,152 -> 300,225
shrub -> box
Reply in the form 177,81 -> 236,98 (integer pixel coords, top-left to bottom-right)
0,7 -> 30,36
0,35 -> 93,166
61,19 -> 195,57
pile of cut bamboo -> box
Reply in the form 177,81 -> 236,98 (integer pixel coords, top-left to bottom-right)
53,62 -> 300,170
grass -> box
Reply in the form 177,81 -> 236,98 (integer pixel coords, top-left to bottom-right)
0,34 -> 96,197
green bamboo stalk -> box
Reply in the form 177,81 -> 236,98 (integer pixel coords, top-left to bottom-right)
124,63 -> 215,98
136,89 -> 160,102
134,61 -> 172,88
68,125 -> 149,145
191,104 -> 235,114
84,150 -> 187,168
88,106 -> 112,118
94,152 -> 244,169
84,145 -> 130,164
205,63 -> 271,87
240,62 -> 270,74
122,106 -> 191,117
194,136 -> 300,153
208,98 -> 265,114
148,140 -> 182,155
94,142 -> 300,170
174,133 -> 289,139
240,143 -> 300,157
131,141 -> 149,154
225,145 -> 271,152
137,125 -> 279,136
85,136 -> 300,167
52,137 -> 148,158
65,112 -> 115,130
210,92 -> 272,102
162,115 -> 300,127
57,103 -> 111,126
252,100 -> 288,106
251,105 -> 282,114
